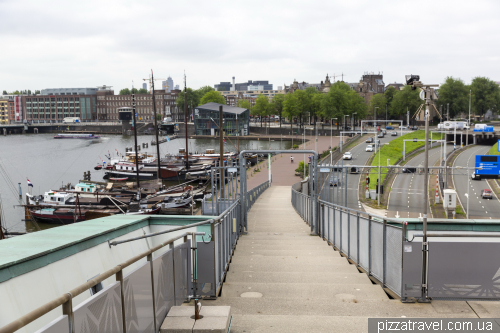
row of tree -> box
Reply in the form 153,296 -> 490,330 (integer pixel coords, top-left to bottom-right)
2,90 -> 40,95
369,77 -> 500,121
119,88 -> 149,95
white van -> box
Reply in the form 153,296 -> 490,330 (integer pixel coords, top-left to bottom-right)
63,117 -> 81,123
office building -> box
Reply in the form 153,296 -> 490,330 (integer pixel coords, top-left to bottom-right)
215,79 -> 273,91
142,83 -> 147,90
24,94 -> 97,122
40,88 -> 98,95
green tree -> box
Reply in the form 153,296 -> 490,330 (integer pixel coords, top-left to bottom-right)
119,88 -> 131,95
390,85 -> 422,124
320,82 -> 351,129
283,89 -> 311,131
436,77 -> 469,120
384,86 -> 397,117
2,90 -> 7,95
200,91 -> 226,105
237,99 -> 251,109
138,88 -> 148,94
369,94 -> 387,121
305,87 -> 321,127
196,85 -> 215,100
470,77 -> 500,118
251,94 -> 270,127
270,94 -> 285,128
34,90 -> 40,95
176,88 -> 200,112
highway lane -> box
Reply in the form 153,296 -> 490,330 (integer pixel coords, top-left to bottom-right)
452,145 -> 500,219
318,132 -> 397,210
386,146 -> 444,219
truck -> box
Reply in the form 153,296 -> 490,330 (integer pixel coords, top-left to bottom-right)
471,155 -> 500,180
63,117 -> 81,123
473,123 -> 494,132
438,121 -> 469,130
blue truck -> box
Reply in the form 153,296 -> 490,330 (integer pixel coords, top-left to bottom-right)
471,155 -> 500,180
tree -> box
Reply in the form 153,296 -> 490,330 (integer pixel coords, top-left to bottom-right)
34,90 -> 40,95
138,88 -> 148,94
176,88 -> 200,113
196,85 -> 215,100
470,77 -> 500,119
237,99 -> 251,109
369,94 -> 387,120
200,91 -> 226,105
2,90 -> 7,95
320,82 -> 350,129
435,77 -> 469,120
283,89 -> 311,131
305,87 -> 321,127
384,86 -> 397,117
390,85 -> 422,123
251,94 -> 270,127
270,94 -> 285,127
119,88 -> 131,95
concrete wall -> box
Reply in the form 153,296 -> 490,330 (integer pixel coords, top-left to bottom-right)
250,125 -> 342,137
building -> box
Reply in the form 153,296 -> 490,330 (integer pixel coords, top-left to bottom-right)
348,72 -> 385,104
193,102 -> 249,136
40,88 -> 98,95
215,79 -> 273,92
218,89 -> 285,101
0,95 -> 25,122
96,86 -> 181,122
163,76 -> 174,92
24,94 -> 97,122
386,82 -> 404,91
142,83 -> 147,90
0,99 -> 8,124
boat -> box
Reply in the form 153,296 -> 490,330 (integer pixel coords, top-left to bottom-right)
94,165 -> 103,170
176,148 -> 237,161
109,177 -> 128,181
53,133 -> 101,139
161,192 -> 193,209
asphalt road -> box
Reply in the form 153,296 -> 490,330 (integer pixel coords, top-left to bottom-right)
386,146 -> 444,219
452,145 -> 500,219
318,132 -> 397,210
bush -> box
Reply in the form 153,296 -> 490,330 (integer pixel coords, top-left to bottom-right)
292,144 -> 299,149
295,161 -> 309,176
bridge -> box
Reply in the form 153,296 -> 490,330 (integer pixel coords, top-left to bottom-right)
0,140 -> 499,332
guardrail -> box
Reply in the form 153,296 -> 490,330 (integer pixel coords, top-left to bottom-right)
0,232 -> 194,333
246,180 -> 270,212
292,187 -> 405,299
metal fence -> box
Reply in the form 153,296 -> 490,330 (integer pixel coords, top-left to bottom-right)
291,187 -> 405,298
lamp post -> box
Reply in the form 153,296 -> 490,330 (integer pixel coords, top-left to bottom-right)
377,142 -> 389,206
330,118 -> 337,165
467,89 -> 471,147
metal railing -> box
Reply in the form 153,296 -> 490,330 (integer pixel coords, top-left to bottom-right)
246,181 -> 270,212
0,232 -> 194,333
291,187 -> 405,298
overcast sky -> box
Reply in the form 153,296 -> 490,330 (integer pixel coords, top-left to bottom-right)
1,0 -> 499,93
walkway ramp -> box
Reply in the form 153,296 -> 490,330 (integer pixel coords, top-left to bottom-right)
202,186 -> 483,332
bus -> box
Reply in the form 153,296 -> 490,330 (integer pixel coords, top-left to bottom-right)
63,117 -> 81,123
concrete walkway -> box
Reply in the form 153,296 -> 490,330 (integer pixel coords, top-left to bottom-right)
203,186 -> 499,332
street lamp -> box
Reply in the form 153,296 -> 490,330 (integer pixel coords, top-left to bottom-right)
330,118 -> 337,165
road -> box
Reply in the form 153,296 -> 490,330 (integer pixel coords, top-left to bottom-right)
318,132 -> 397,210
386,146 -> 444,219
452,145 -> 500,219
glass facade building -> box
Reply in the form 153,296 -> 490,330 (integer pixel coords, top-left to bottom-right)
193,103 -> 249,136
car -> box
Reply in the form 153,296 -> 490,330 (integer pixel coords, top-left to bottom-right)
366,145 -> 373,152
330,176 -> 341,187
343,152 -> 352,160
391,131 -> 397,136
400,126 -> 408,130
378,133 -> 384,138
410,126 -> 418,130
402,167 -> 417,173
382,129 -> 387,134
375,139 -> 381,145
366,137 -> 374,143
386,126 -> 394,130
481,189 -> 493,199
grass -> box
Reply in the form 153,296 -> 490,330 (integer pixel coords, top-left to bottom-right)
455,205 -> 465,216
488,142 -> 500,155
368,130 -> 444,190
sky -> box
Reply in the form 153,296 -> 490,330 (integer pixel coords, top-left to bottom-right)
1,0 -> 499,93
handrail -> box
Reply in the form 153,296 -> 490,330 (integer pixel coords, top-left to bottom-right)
0,232 -> 193,333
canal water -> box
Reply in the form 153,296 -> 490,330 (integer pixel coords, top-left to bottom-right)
0,133 -> 291,234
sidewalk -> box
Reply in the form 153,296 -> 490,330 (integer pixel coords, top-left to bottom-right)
202,186 -> 497,332
246,135 -> 341,189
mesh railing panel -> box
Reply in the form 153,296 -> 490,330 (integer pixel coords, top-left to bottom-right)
328,207 -> 334,244
341,211 -> 349,254
358,217 -> 369,271
334,209 -> 341,248
349,214 -> 358,262
386,225 -> 402,297
370,221 -> 384,281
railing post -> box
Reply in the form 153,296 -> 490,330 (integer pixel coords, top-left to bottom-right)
339,207 -> 343,254
61,294 -> 74,333
147,253 -> 157,332
347,210 -> 350,259
333,206 -> 336,248
401,221 -> 407,302
116,270 -> 127,333
383,219 -> 387,288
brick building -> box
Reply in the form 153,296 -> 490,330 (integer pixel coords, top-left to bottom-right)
348,73 -> 385,104
0,99 -> 8,124
96,86 -> 181,122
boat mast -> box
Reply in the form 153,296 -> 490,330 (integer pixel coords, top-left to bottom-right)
184,72 -> 190,170
132,85 -> 141,195
151,70 -> 162,190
